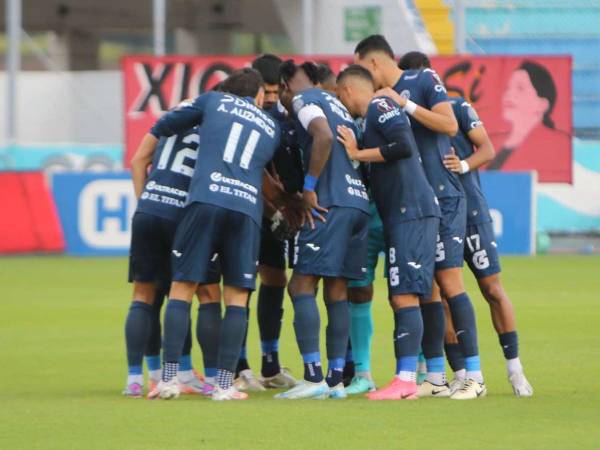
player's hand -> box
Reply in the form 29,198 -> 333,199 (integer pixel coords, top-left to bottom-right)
443,148 -> 464,173
280,192 -> 305,230
302,190 -> 327,229
374,87 -> 406,107
336,125 -> 359,160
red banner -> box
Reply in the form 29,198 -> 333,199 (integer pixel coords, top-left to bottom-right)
123,54 -> 572,182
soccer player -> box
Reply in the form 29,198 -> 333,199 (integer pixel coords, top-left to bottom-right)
354,35 -> 486,399
124,122 -> 221,397
147,68 -> 283,401
337,65 -> 441,400
274,60 -> 370,400
399,51 -> 533,396
232,54 -> 298,391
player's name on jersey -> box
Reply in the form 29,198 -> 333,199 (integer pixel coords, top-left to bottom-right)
216,95 -> 276,138
208,171 -> 258,205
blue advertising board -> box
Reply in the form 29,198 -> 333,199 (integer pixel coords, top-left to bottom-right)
51,171 -> 536,256
52,172 -> 135,256
480,171 -> 536,255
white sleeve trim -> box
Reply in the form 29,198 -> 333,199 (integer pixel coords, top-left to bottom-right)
297,104 -> 327,131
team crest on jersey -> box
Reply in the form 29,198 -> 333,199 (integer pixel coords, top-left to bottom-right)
400,89 -> 411,100
374,98 -> 394,113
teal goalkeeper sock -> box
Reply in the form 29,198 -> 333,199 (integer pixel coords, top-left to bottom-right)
349,301 -> 373,373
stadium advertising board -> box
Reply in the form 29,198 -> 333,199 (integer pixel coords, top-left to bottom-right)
52,173 -> 136,256
123,55 -> 572,183
50,171 -> 535,256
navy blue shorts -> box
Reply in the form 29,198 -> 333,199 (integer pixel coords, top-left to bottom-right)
293,206 -> 368,280
259,218 -> 286,270
171,203 -> 258,289
128,212 -> 177,283
385,217 -> 439,298
464,221 -> 501,279
435,196 -> 467,271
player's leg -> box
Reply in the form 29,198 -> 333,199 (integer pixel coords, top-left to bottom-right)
367,217 -> 436,400
323,277 -> 351,398
434,197 -> 486,399
441,298 -> 467,392
465,222 -> 532,396
124,212 -> 167,397
345,220 -> 382,394
148,203 -> 220,400
195,286 -> 222,395
144,280 -> 168,391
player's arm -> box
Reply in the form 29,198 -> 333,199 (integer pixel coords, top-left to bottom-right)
336,125 -> 412,163
297,103 -> 331,227
130,133 -> 158,198
444,104 -> 495,173
150,96 -> 207,138
375,87 -> 457,136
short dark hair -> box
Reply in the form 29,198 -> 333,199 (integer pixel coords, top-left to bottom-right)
398,51 -> 431,70
518,60 -> 557,129
279,59 -> 320,86
221,68 -> 264,98
251,54 -> 282,85
337,64 -> 374,88
354,34 -> 395,59
316,63 -> 335,84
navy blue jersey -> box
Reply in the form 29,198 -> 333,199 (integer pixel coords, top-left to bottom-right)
136,127 -> 199,222
363,96 -> 440,224
151,91 -> 280,225
393,69 -> 464,199
268,102 -> 303,193
450,97 -> 493,225
292,88 -> 369,212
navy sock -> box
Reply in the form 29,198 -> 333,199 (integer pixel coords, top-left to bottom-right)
291,294 -> 321,357
125,301 -> 153,371
236,305 -> 251,375
447,293 -> 479,357
162,299 -> 191,363
292,294 -> 322,382
420,302 -> 446,359
343,340 -> 355,385
197,302 -> 221,375
394,307 -> 423,374
218,305 -> 248,373
325,301 -> 349,387
257,285 -> 285,377
182,318 -> 192,357
444,343 -> 466,372
145,291 -> 165,357
499,331 -> 519,360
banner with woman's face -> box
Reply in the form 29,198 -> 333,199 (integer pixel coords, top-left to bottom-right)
122,55 -> 572,183
433,56 -> 572,183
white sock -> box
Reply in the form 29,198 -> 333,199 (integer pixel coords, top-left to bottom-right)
426,372 -> 447,386
398,371 -> 416,382
205,376 -> 216,386
454,369 -> 466,381
177,369 -> 195,383
356,371 -> 372,380
127,374 -> 143,386
506,357 -> 523,375
149,369 -> 161,382
467,370 -> 484,384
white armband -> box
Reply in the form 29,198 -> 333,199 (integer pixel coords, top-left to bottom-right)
403,100 -> 417,115
460,160 -> 470,174
297,104 -> 327,130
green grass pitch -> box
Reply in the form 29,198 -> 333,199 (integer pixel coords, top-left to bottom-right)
1,255 -> 599,449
